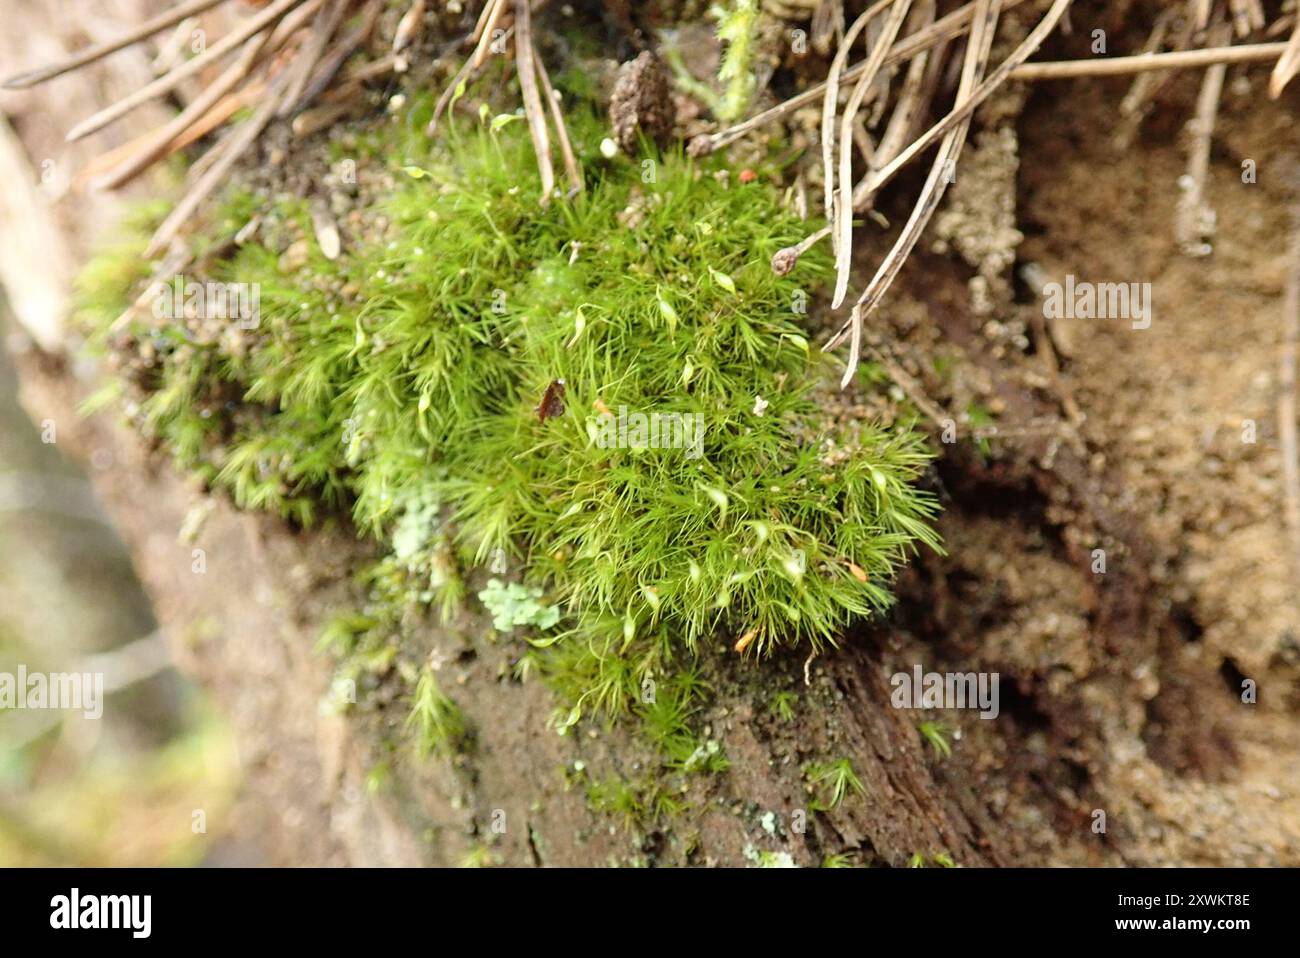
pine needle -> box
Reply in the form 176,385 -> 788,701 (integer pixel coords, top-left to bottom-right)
277,0 -> 351,117
829,0 -> 1007,372
513,0 -> 555,207
832,0 -> 913,309
822,0 -> 893,262
1,0 -> 229,90
828,0 -> 1077,386
144,71 -> 293,258
1270,14 -> 1300,98
1010,41 -> 1288,80
692,0 -> 1032,156
65,0 -> 305,143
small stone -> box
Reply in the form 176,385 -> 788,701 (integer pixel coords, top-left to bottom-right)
280,239 -> 310,272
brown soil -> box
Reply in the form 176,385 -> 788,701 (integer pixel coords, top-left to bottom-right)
853,6 -> 1300,863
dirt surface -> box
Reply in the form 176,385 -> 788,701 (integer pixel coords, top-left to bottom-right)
1010,44 -> 1300,862
853,6 -> 1300,863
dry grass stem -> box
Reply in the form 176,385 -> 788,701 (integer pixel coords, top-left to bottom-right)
277,0 -> 350,117
534,46 -> 583,196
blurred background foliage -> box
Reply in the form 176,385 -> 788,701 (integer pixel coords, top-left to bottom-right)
0,302 -> 239,866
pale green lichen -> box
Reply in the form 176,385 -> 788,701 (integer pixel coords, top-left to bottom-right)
477,579 -> 561,632
744,845 -> 797,868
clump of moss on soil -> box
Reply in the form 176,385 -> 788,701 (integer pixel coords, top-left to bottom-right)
77,93 -> 941,732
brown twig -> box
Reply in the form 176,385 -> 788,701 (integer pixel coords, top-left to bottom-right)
338,53 -> 399,85
2,0 -> 229,89
1115,6 -> 1182,149
771,224 -> 833,276
693,0 -> 1032,156
66,0 -> 306,142
291,0 -> 384,115
810,0 -> 844,56
861,341 -> 1071,446
832,0 -> 915,306
534,45 -> 582,197
277,0 -> 350,116
866,344 -> 950,427
854,0 -> 938,212
828,0 -> 1076,386
109,245 -> 195,335
1008,41 -> 1288,80
291,99 -> 360,137
1020,264 -> 1084,428
394,0 -> 427,54
832,0 -> 913,309
1270,12 -> 1300,98
1175,23 -> 1229,257
822,0 -> 894,261
1191,0 -> 1211,33
1227,0 -> 1265,40
87,57 -> 267,191
144,71 -> 293,258
854,0 -> 1073,202
513,0 -> 554,206
428,0 -> 508,134
827,0 -> 1001,383
89,0 -> 323,191
153,16 -> 203,74
1267,14 -> 1296,40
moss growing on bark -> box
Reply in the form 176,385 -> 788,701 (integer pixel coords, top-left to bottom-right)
77,97 -> 940,727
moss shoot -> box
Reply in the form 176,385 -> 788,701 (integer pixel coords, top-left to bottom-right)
79,96 -> 940,725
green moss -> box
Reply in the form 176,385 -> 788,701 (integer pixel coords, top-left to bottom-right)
74,200 -> 169,332
745,845 -> 797,868
80,98 -> 940,723
713,0 -> 760,122
805,757 -> 864,810
583,775 -> 644,826
666,0 -> 760,122
908,851 -> 957,868
770,689 -> 798,722
918,720 -> 952,759
582,770 -> 689,832
406,665 -> 470,758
